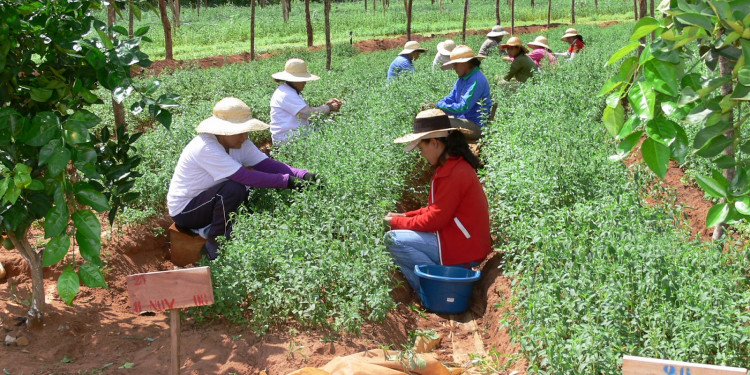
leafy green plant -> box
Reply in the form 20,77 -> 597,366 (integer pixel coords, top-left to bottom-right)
0,0 -> 175,327
602,1 -> 750,238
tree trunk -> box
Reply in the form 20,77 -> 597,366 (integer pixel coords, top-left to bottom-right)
197,0 -> 200,17
365,0 -> 367,12
406,0 -> 413,40
261,0 -> 265,9
633,0 -> 637,21
176,0 -> 181,27
511,0 -> 515,34
638,0 -> 645,18
649,0 -> 654,39
108,5 -> 127,131
282,0 -> 289,23
8,232 -> 44,329
158,0 -> 173,60
440,0 -> 443,12
712,56 -> 736,240
547,0 -> 551,28
570,0 -> 575,24
495,0 -> 500,25
531,0 -> 534,9
462,0 -> 469,43
594,0 -> 598,11
251,0 -> 256,60
305,0 -> 313,47
373,0 -> 376,12
166,0 -> 180,29
128,0 -> 134,37
325,0 -> 332,70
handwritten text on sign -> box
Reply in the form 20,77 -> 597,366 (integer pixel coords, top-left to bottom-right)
622,355 -> 747,375
126,267 -> 214,313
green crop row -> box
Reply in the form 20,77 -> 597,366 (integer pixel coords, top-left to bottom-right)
480,24 -> 750,373
102,0 -> 632,60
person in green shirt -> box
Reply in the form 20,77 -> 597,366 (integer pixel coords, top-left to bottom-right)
500,36 -> 538,83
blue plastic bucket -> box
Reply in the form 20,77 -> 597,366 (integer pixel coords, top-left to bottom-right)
414,264 -> 481,314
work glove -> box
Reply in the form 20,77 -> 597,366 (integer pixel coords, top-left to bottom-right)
302,172 -> 319,182
287,176 -> 304,191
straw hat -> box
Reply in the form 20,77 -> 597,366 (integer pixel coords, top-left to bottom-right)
399,41 -> 428,55
487,25 -> 509,38
561,27 -> 580,40
528,35 -> 552,51
271,58 -> 320,82
437,39 -> 457,56
394,109 -> 472,151
195,97 -> 270,135
500,37 -> 529,53
440,45 -> 485,70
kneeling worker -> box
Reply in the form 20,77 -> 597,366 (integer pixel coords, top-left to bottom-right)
167,97 -> 317,260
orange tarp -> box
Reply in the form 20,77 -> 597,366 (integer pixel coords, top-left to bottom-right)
288,349 -> 461,375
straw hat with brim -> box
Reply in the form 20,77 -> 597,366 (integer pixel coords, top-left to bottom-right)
399,41 -> 428,56
271,58 -> 320,82
500,37 -> 529,53
437,39 -> 457,56
394,109 -> 472,152
561,27 -> 580,40
528,35 -> 552,51
195,97 -> 270,135
441,45 -> 485,70
487,25 -> 510,37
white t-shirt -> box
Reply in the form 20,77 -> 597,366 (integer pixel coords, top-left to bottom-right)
167,133 -> 268,216
269,83 -> 309,143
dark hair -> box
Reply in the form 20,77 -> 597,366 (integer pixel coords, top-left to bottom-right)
430,130 -> 480,169
470,58 -> 482,68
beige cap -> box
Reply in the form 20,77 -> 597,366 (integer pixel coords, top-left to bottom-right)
487,25 -> 509,37
271,58 -> 321,82
500,36 -> 529,53
440,45 -> 485,70
561,27 -> 580,39
195,97 -> 270,135
528,35 -> 552,50
399,41 -> 428,55
437,39 -> 457,56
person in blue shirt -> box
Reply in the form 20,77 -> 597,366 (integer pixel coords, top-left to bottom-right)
437,45 -> 492,141
387,41 -> 428,81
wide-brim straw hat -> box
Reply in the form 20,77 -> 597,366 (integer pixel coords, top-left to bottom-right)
271,58 -> 320,82
394,109 -> 472,151
437,39 -> 457,56
440,45 -> 485,71
528,35 -> 552,50
195,97 -> 270,135
399,40 -> 428,55
501,37 -> 529,53
487,25 -> 509,37
561,27 -> 580,40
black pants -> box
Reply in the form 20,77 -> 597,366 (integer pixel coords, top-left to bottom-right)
171,180 -> 250,260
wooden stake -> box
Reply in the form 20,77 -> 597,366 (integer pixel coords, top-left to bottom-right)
170,309 -> 180,375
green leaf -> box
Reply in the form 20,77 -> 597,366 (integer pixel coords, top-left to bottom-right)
45,202 -> 69,238
735,196 -> 750,215
610,131 -> 643,161
643,59 -> 679,96
706,202 -> 729,228
603,104 -> 625,137
739,67 -> 750,86
670,125 -> 689,163
696,135 -> 732,158
628,82 -> 656,120
58,265 -> 80,306
18,111 -> 60,147
695,174 -> 727,198
641,137 -> 670,179
676,13 -> 715,31
66,109 -> 101,129
63,118 -> 89,144
74,182 -> 111,212
714,154 -> 736,169
113,85 -> 134,104
30,87 -> 53,102
42,235 -> 71,267
134,26 -> 150,37
27,179 -> 43,190
645,117 -> 677,146
630,17 -> 661,41
606,41 -> 641,67
78,263 -> 107,289
85,48 -> 106,70
731,85 -> 750,101
741,39 -> 750,69
73,210 -> 103,267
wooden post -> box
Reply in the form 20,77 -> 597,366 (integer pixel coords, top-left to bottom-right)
127,267 -> 215,375
622,355 -> 747,375
461,0 -> 469,43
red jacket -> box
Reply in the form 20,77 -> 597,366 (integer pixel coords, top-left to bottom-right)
568,38 -> 585,53
390,156 -> 491,265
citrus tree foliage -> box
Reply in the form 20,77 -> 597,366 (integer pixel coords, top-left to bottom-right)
0,0 -> 176,314
602,0 -> 750,230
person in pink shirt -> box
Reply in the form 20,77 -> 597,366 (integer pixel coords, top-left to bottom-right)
527,35 -> 558,67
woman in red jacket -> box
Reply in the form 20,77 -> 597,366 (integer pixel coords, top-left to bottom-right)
385,109 -> 491,292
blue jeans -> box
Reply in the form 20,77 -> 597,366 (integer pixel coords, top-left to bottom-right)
384,230 -> 440,291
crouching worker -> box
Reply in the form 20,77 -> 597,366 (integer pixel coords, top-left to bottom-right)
384,109 -> 491,293
167,97 -> 318,260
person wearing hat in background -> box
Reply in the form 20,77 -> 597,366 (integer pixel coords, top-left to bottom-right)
432,39 -> 456,70
555,28 -> 585,61
270,58 -> 342,144
384,109 -> 491,293
436,45 -> 492,141
168,97 -> 318,260
500,36 -> 538,83
387,41 -> 428,81
478,25 -> 509,57
527,35 -> 558,67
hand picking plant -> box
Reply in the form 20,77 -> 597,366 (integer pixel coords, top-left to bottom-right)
0,0 -> 176,327
601,0 -> 750,238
